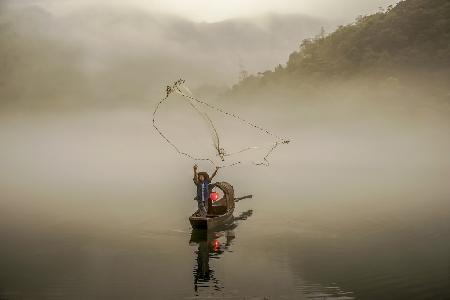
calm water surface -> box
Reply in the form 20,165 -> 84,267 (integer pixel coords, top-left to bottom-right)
0,111 -> 449,299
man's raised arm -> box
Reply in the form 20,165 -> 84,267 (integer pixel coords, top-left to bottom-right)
193,165 -> 199,184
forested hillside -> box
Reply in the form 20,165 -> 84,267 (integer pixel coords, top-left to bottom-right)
234,0 -> 450,92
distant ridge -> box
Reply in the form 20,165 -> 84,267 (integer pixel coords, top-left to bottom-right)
234,0 -> 450,91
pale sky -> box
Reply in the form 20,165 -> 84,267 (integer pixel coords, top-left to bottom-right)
26,0 -> 400,22
144,0 -> 401,21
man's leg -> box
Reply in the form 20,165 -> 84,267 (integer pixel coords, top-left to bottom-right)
199,201 -> 207,216
197,200 -> 203,216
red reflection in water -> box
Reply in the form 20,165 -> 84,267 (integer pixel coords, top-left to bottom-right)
211,240 -> 220,252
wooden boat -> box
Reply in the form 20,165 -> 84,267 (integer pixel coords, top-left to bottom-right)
189,182 -> 235,230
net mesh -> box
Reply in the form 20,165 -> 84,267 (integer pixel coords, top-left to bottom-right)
153,79 -> 290,168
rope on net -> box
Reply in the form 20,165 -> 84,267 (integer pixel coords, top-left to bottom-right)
152,78 -> 290,168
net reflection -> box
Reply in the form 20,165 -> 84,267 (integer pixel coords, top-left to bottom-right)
189,210 -> 253,296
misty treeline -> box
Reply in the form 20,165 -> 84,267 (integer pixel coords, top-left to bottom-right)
233,0 -> 450,103
0,1 -> 329,110
1,0 -> 449,112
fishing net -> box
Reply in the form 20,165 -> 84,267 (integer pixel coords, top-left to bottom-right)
153,79 -> 290,168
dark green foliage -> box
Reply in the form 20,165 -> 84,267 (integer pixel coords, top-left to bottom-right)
235,0 -> 450,90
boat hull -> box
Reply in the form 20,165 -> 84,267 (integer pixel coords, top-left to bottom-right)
189,210 -> 234,230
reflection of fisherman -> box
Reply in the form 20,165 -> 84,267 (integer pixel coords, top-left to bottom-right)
195,239 -> 210,292
191,229 -> 237,294
193,165 -> 219,216
190,211 -> 252,294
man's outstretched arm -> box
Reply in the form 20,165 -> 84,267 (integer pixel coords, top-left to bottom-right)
210,166 -> 219,180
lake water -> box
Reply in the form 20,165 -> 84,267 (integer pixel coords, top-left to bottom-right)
0,109 -> 449,299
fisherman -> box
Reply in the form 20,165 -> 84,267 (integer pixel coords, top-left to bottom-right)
193,164 -> 219,216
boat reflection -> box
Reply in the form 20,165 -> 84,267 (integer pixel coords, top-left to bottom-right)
189,210 -> 253,295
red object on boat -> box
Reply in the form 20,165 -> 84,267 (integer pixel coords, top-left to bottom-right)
210,192 -> 219,202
